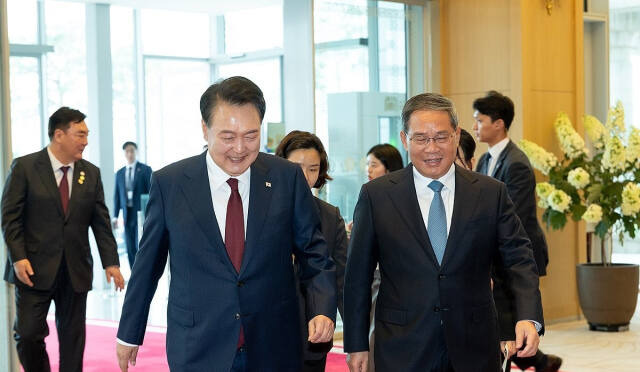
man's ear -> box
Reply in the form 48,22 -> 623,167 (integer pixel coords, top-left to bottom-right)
400,131 -> 409,151
201,120 -> 209,141
494,118 -> 506,131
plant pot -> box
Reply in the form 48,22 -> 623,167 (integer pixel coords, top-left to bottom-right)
576,263 -> 639,331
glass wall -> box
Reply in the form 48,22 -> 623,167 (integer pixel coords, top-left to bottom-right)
314,0 -> 422,222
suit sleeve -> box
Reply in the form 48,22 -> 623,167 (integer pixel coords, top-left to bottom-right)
503,161 -> 535,224
1,159 -> 28,264
333,206 -> 348,319
90,168 -> 119,268
343,184 -> 379,353
117,173 -> 170,345
113,171 -> 121,219
495,182 -> 544,333
291,167 -> 337,323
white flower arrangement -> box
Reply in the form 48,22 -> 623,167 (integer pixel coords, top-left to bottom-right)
567,167 -> 590,189
555,112 -> 588,159
519,139 -> 558,175
582,204 -> 603,223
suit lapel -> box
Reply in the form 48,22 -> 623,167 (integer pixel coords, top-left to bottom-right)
65,161 -> 86,222
440,167 -> 481,268
242,154 -> 273,275
180,152 -> 236,276
491,140 -> 513,178
476,153 -> 489,175
35,148 -> 64,218
387,166 -> 439,267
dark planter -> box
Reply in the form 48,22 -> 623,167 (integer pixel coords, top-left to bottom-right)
576,263 -> 639,331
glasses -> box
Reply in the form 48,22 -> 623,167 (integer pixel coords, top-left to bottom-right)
407,132 -> 455,146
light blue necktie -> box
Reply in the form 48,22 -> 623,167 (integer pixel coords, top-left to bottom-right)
427,180 -> 447,265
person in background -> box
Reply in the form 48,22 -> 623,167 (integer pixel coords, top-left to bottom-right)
455,129 -> 476,170
112,141 -> 152,270
473,90 -> 560,372
276,130 -> 348,372
2,106 -> 124,372
366,144 -> 404,182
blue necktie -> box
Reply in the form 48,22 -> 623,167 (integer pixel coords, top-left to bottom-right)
428,180 -> 447,265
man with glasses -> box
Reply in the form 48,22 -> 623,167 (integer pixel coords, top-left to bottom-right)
473,91 -> 560,372
344,93 -> 543,372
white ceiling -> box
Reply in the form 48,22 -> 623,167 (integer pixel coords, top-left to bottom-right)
64,0 -> 282,15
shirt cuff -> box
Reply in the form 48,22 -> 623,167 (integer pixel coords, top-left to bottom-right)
117,338 -> 139,347
527,320 -> 542,332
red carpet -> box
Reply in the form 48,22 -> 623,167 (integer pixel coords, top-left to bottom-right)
43,319 -> 349,371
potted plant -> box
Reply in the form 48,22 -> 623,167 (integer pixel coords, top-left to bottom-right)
519,102 -> 639,331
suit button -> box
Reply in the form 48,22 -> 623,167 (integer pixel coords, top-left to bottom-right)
434,306 -> 440,312
237,281 -> 245,287
235,313 -> 241,320
439,274 -> 446,279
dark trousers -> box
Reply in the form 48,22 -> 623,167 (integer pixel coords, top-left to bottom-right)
302,355 -> 327,372
230,347 -> 248,372
14,258 -> 88,372
124,206 -> 139,269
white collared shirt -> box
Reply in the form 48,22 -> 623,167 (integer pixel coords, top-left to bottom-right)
47,146 -> 74,197
413,164 -> 456,236
205,152 -> 251,241
487,137 -> 510,176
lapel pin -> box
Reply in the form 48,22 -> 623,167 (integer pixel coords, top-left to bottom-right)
80,171 -> 85,176
265,182 -> 271,188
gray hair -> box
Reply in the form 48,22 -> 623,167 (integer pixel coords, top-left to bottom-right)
401,93 -> 459,133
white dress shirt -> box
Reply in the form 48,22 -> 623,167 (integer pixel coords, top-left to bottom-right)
414,163 -> 456,237
47,146 -> 73,195
117,153 -> 251,348
486,137 -> 510,176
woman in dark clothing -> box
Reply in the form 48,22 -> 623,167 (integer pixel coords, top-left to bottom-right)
276,130 -> 348,372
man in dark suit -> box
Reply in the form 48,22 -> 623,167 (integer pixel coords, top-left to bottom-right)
473,91 -> 561,372
2,107 -> 125,372
344,93 -> 543,372
113,141 -> 152,269
116,77 -> 337,372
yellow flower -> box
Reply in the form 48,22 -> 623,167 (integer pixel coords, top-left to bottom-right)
582,204 -> 603,223
518,140 -> 558,175
583,115 -> 606,149
621,182 -> 640,216
547,189 -> 571,213
554,112 -> 587,159
626,128 -> 640,166
606,100 -> 625,135
567,167 -> 590,189
601,136 -> 626,173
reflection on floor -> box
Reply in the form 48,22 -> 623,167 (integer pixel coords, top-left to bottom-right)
74,253 -> 640,371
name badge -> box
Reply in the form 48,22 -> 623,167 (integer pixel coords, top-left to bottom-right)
127,191 -> 133,200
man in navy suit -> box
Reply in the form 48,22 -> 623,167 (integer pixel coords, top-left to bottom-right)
116,76 -> 337,371
113,141 -> 152,269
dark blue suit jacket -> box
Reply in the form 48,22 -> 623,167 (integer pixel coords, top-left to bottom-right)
116,152 -> 337,371
113,162 -> 152,220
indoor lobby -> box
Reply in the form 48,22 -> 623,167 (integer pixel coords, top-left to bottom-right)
1,0 -> 640,371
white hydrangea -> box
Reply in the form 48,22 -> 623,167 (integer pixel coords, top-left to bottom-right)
518,140 -> 558,175
606,101 -> 625,135
583,114 -> 606,149
547,189 -> 572,213
582,204 -> 603,223
536,182 -> 555,209
567,167 -> 590,189
601,136 -> 626,173
621,183 -> 640,216
626,128 -> 640,166
554,112 -> 587,159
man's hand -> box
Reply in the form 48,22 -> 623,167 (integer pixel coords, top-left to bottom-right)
346,351 -> 369,372
515,320 -> 540,358
500,340 -> 516,360
105,266 -> 125,291
308,315 -> 334,343
116,343 -> 138,371
13,259 -> 34,287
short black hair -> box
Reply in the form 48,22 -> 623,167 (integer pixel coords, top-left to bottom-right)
200,76 -> 266,128
472,90 -> 515,130
402,93 -> 458,133
122,141 -> 137,150
275,130 -> 333,189
367,144 -> 404,172
458,128 -> 476,168
48,106 -> 86,140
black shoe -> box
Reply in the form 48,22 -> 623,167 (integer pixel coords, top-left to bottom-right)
536,354 -> 562,372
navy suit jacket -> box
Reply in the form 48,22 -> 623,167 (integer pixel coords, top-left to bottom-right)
116,152 -> 337,371
343,165 -> 543,372
113,162 -> 152,220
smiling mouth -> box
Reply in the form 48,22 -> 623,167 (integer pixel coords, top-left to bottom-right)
425,158 -> 442,166
228,156 -> 246,163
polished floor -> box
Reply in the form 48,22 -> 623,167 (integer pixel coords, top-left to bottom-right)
72,252 -> 640,372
